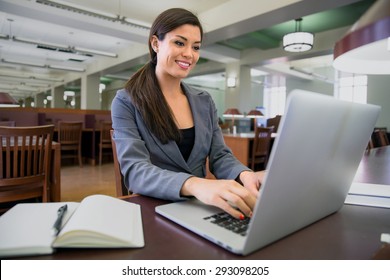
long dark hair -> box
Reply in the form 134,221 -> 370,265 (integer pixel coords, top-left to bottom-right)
125,8 -> 203,144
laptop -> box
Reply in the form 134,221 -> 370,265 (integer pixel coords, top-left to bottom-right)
155,90 -> 381,256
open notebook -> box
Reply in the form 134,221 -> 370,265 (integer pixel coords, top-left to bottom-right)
0,194 -> 144,258
156,90 -> 381,255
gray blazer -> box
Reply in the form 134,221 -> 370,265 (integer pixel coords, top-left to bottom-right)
111,83 -> 250,201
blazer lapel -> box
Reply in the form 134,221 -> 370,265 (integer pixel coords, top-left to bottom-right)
150,132 -> 191,172
184,85 -> 210,166
147,84 -> 209,172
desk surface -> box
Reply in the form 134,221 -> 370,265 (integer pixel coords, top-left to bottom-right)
16,147 -> 390,260
354,146 -> 390,185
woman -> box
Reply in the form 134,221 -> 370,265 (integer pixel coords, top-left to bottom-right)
111,8 -> 265,219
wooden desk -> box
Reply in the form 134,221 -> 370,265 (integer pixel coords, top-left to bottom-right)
223,133 -> 254,166
354,146 -> 390,185
223,133 -> 276,166
17,147 -> 390,260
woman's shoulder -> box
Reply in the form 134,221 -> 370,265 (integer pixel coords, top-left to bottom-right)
115,88 -> 130,99
112,88 -> 133,104
111,88 -> 136,112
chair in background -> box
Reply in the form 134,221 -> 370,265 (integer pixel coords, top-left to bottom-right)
98,121 -> 113,165
58,121 -> 83,167
373,127 -> 389,147
366,138 -> 374,151
110,130 -> 131,197
249,126 -> 273,171
266,115 -> 282,133
0,125 -> 54,212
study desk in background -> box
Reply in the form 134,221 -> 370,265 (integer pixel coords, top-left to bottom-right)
15,146 -> 390,260
223,132 -> 277,166
54,127 -> 110,166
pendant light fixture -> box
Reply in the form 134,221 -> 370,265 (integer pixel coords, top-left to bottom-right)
333,0 -> 390,74
283,18 -> 314,52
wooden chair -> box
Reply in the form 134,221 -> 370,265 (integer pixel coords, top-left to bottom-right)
366,138 -> 374,151
110,130 -> 131,197
373,127 -> 389,147
249,126 -> 273,171
58,121 -> 83,167
0,125 -> 54,212
98,121 -> 113,165
266,115 -> 282,133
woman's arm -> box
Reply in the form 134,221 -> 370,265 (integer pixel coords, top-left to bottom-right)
111,90 -> 192,201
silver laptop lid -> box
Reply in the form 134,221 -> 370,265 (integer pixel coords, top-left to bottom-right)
243,90 -> 380,255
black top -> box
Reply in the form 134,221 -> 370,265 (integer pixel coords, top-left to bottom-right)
177,126 -> 195,161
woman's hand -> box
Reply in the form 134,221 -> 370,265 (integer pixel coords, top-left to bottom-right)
181,177 -> 256,219
239,170 -> 266,197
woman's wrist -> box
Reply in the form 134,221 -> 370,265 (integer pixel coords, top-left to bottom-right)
238,170 -> 254,185
180,176 -> 197,196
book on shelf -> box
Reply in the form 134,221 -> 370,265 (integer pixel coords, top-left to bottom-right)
0,194 -> 144,258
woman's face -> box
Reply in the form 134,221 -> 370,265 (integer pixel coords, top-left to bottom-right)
152,24 -> 201,80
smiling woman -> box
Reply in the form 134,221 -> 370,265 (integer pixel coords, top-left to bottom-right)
111,8 -> 266,220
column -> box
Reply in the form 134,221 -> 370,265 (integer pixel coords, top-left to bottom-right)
224,62 -> 240,110
35,92 -> 45,108
52,85 -> 66,108
81,73 -> 100,110
225,62 -> 253,114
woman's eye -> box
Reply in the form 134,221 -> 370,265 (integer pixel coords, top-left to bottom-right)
193,46 -> 200,51
175,41 -> 184,46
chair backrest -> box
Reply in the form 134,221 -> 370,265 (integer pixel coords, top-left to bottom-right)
266,115 -> 282,133
100,121 -> 112,145
251,126 -> 273,170
110,130 -> 130,197
99,121 -> 113,165
0,125 -> 54,205
58,121 -> 83,145
373,127 -> 389,147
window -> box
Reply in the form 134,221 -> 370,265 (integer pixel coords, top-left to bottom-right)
263,76 -> 286,118
335,73 -> 367,104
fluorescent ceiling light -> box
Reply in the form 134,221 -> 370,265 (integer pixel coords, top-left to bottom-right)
13,36 -> 69,49
0,87 -> 34,93
74,47 -> 117,58
1,59 -> 85,72
0,35 -> 118,58
39,0 -> 118,19
1,58 -> 46,68
123,17 -> 151,29
36,0 -> 149,30
49,65 -> 85,72
29,76 -> 64,83
0,74 -> 64,83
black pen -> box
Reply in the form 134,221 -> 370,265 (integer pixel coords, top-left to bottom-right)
53,204 -> 68,236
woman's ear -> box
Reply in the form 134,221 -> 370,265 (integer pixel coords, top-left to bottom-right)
150,36 -> 159,53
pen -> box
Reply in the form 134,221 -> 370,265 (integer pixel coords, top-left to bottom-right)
53,204 -> 68,236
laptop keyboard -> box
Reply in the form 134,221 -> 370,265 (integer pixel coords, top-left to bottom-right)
203,212 -> 250,236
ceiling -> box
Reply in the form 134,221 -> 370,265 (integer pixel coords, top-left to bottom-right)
0,0 -> 376,101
